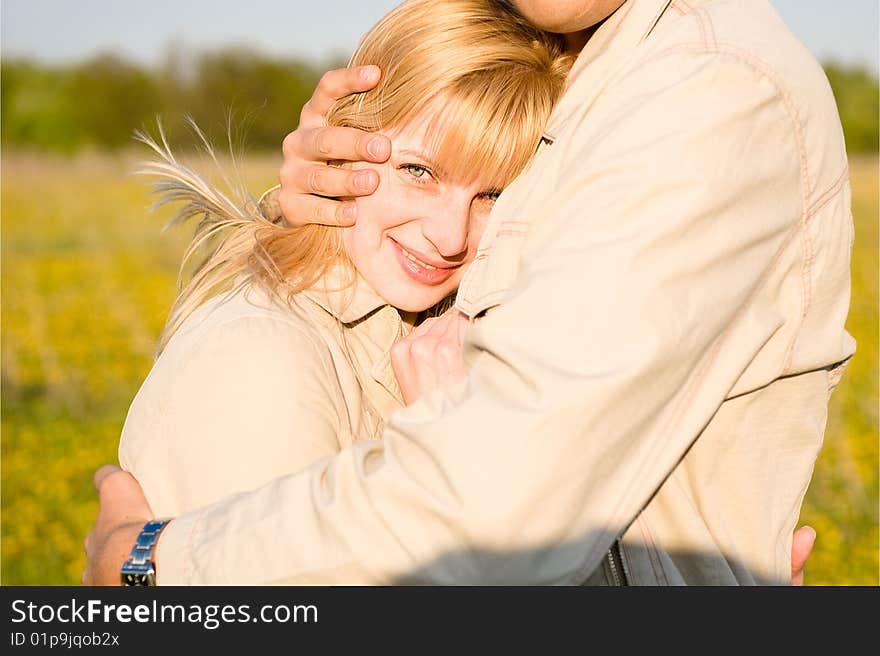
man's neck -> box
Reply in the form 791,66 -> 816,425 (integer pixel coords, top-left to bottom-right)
563,26 -> 599,55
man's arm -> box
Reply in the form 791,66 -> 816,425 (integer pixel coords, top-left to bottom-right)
85,471 -> 816,584
89,52 -> 814,584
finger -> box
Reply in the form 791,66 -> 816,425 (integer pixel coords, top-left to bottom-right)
289,162 -> 379,199
96,468 -> 147,509
410,335 -> 441,360
301,66 -> 381,126
791,525 -> 817,586
279,192 -> 358,228
424,310 -> 467,346
424,317 -> 453,340
390,340 -> 411,369
291,126 -> 390,164
93,465 -> 122,491
455,312 -> 469,345
409,317 -> 439,338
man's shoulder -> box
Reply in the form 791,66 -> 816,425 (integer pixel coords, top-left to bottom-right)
641,0 -> 847,191
649,0 -> 834,109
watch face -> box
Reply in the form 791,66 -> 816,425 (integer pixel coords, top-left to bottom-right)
122,572 -> 150,586
121,563 -> 156,586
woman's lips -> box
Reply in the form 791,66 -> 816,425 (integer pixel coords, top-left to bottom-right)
389,238 -> 459,286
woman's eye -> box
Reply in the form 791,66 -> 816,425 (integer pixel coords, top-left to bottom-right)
482,191 -> 502,202
400,164 -> 433,181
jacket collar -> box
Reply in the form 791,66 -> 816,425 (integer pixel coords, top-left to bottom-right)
545,0 -> 673,137
300,262 -> 409,406
300,262 -> 390,325
568,0 -> 672,80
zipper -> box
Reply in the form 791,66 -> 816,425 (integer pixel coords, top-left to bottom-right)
606,539 -> 630,586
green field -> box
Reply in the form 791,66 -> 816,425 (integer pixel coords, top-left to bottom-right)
2,151 -> 877,585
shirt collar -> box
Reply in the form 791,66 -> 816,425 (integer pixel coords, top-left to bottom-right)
544,0 -> 673,139
569,0 -> 672,78
300,261 -> 410,411
300,261 -> 390,324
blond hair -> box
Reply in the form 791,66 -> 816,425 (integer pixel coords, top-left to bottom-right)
143,0 -> 572,355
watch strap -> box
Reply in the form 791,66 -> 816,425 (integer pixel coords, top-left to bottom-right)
120,519 -> 169,586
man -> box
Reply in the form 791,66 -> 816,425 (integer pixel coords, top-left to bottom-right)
85,0 -> 851,585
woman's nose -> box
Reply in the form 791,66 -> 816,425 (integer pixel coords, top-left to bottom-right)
420,196 -> 470,260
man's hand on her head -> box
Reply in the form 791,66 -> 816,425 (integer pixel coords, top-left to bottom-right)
82,465 -> 154,586
278,65 -> 390,227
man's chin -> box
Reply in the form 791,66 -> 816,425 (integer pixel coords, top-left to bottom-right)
508,0 -> 622,34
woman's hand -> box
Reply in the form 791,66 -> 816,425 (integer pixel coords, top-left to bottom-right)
391,308 -> 470,406
82,465 -> 153,586
277,65 -> 391,227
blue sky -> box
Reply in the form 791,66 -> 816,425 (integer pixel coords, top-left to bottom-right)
2,0 -> 877,73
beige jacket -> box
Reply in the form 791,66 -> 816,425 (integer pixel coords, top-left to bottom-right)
156,0 -> 855,585
119,270 -> 408,519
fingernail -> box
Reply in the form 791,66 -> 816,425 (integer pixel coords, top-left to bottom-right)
341,203 -> 357,221
360,65 -> 380,83
367,137 -> 390,160
355,170 -> 374,191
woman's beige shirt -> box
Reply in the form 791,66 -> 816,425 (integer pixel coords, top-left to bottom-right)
118,270 -> 408,519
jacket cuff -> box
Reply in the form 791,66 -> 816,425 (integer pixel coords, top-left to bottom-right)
154,511 -> 201,585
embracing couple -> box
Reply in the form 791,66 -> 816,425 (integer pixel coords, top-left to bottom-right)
84,0 -> 854,585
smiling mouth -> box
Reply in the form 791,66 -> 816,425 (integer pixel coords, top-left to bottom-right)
389,238 -> 460,286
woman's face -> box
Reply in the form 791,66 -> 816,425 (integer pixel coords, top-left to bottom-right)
342,108 -> 502,313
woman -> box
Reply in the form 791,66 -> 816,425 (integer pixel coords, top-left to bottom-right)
118,0 -> 572,519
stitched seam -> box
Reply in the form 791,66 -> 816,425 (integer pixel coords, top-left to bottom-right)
782,166 -> 850,372
792,222 -> 815,372
638,520 -> 662,584
618,540 -> 639,585
466,223 -> 530,307
182,510 -> 204,584
806,165 -> 849,217
643,517 -> 671,585
698,6 -> 717,48
647,43 -> 811,194
691,4 -> 708,47
646,42 -> 811,380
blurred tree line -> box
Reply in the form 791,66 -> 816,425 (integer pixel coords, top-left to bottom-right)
2,50 -> 878,153
1,50 -> 335,153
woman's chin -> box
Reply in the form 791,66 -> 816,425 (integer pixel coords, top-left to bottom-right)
390,298 -> 444,314
379,288 -> 449,314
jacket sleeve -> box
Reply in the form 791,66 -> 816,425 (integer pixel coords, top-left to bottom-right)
120,314 -> 344,521
156,50 -> 805,584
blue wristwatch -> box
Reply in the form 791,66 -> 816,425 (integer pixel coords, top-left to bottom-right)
120,519 -> 169,586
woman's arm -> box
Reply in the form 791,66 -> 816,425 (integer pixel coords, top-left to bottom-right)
119,312 -> 344,518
